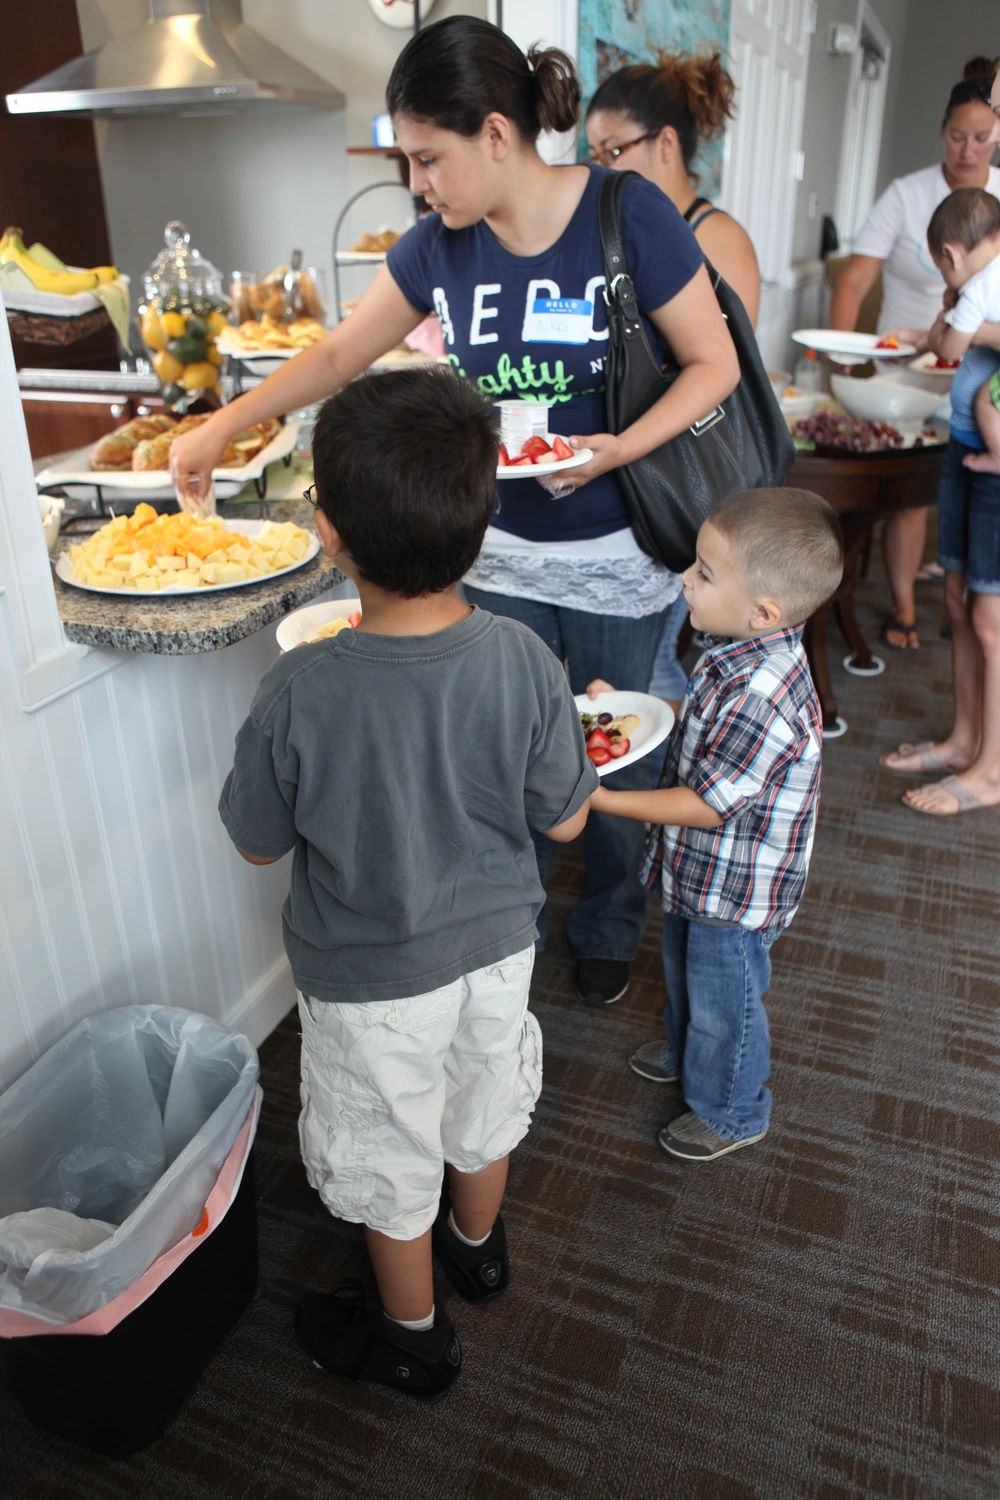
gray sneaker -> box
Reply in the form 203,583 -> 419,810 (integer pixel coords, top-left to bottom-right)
657,1111 -> 766,1161
629,1040 -> 679,1083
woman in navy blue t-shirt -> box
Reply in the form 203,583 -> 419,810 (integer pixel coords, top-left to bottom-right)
171,17 -> 739,1006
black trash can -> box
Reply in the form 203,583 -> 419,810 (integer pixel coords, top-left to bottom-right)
0,1152 -> 257,1456
0,1006 -> 260,1456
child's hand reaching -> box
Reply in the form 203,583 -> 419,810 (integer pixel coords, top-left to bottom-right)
585,678 -> 616,699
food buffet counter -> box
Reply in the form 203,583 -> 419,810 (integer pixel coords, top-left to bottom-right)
50,499 -> 343,655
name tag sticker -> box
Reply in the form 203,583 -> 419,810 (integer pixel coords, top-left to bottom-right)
524,297 -> 593,345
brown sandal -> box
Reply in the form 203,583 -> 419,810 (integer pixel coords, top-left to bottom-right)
880,616 -> 919,650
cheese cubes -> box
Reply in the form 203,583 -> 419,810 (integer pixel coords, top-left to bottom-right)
66,503 -> 311,592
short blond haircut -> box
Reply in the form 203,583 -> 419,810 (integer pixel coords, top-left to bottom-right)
706,488 -> 843,625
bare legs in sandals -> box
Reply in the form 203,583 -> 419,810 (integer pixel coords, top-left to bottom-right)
880,570 -> 1000,814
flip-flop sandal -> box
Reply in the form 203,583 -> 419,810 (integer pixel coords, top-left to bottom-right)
879,741 -> 953,774
880,616 -> 920,650
915,563 -> 945,583
902,774 -> 988,816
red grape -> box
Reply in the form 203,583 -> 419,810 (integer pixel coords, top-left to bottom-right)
792,412 -> 905,452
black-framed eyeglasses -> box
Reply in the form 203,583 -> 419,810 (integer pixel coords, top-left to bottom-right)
303,483 -> 318,508
589,128 -> 662,168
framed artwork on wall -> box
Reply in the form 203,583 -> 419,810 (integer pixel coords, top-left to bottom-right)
576,0 -> 733,190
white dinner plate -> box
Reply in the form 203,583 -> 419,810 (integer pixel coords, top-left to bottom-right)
575,690 -> 675,778
497,438 -> 594,479
791,329 -> 917,361
276,596 -> 362,652
909,351 -> 959,380
333,250 -> 388,263
55,518 -> 320,598
35,420 -> 301,502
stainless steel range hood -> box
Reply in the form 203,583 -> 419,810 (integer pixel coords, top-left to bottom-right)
5,0 -> 345,118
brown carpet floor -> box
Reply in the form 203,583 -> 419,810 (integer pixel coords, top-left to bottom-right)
2,570 -> 999,1499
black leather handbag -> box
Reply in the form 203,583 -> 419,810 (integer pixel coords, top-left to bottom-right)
598,170 -> 795,574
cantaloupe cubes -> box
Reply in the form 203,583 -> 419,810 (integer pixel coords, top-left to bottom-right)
66,506 -> 312,593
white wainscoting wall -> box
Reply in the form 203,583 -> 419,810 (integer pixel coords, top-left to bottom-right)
0,628 -> 300,1092
0,305 -> 302,1091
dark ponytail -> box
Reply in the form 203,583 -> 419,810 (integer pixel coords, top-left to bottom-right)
587,51 -> 736,181
386,16 -> 580,142
942,55 -> 999,126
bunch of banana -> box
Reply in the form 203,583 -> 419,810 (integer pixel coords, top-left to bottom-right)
0,226 -> 118,295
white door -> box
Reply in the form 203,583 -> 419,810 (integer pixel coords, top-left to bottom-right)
834,7 -> 891,251
719,0 -> 814,367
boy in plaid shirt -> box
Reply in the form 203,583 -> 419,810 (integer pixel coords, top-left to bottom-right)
588,489 -> 842,1161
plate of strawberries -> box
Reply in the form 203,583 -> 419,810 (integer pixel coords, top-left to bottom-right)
575,691 -> 675,777
497,433 -> 594,478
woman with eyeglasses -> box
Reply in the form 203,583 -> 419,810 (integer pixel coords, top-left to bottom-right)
170,16 -> 739,1010
830,58 -> 1000,652
585,52 -> 760,713
586,52 -> 760,329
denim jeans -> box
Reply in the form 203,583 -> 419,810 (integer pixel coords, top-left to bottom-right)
464,586 -> 669,959
936,437 -> 1000,593
660,912 -> 776,1140
648,591 -> 691,701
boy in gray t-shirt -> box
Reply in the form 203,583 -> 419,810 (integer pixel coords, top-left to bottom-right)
220,370 -> 596,1402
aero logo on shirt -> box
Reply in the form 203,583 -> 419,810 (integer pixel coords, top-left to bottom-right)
432,278 -> 609,405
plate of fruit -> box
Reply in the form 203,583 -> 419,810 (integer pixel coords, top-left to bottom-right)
790,330 -> 917,364
497,434 -> 593,477
276,597 -> 363,651
576,691 -> 675,777
909,351 -> 960,378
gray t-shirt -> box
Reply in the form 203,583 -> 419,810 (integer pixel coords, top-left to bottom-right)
219,606 -> 597,1004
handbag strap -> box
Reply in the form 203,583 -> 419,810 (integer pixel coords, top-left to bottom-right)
598,171 -> 644,343
599,171 -> 723,335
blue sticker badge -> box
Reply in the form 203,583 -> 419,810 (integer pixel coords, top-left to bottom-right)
524,297 -> 594,345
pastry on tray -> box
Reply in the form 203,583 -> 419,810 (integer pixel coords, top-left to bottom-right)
223,314 -> 326,354
348,230 -> 400,254
91,413 -> 176,470
132,432 -> 175,471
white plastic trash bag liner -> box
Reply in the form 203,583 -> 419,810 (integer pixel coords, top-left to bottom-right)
0,1006 -> 259,1328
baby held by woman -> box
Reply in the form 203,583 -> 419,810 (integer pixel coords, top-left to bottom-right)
926,187 -> 1000,473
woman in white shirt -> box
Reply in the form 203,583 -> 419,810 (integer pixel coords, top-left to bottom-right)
830,61 -> 1000,650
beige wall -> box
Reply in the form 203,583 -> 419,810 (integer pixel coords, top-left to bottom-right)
75,0 -> 486,303
791,0 -> 910,264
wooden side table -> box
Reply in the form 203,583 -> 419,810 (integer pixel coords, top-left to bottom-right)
787,444 -> 945,732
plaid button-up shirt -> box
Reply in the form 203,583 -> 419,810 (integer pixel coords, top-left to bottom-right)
641,626 -> 822,934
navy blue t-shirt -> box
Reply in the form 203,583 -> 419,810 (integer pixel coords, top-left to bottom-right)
386,164 -> 703,543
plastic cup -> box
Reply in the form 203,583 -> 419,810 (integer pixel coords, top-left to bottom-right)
496,401 -> 550,458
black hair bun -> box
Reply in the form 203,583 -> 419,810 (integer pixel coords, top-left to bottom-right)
962,55 -> 999,82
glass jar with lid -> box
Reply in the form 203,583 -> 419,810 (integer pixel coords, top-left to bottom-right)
137,221 -> 230,411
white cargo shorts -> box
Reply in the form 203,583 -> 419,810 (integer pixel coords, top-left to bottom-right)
298,946 -> 541,1240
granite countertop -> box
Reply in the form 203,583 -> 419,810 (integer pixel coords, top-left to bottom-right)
50,498 -> 345,655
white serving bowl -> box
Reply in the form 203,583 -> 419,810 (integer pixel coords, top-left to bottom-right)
830,373 -> 944,426
39,496 -> 64,554
276,596 -> 361,652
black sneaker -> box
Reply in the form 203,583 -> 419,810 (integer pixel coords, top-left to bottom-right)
295,1279 -> 461,1402
576,958 -> 630,1007
433,1194 -> 509,1303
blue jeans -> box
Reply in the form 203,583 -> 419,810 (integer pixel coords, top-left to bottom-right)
649,591 -> 690,701
937,437 -> 1000,593
660,912 -> 776,1140
464,586 -> 669,959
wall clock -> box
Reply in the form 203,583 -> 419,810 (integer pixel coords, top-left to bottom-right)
367,0 -> 440,29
